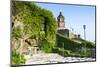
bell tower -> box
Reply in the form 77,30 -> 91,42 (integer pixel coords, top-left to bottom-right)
57,12 -> 65,28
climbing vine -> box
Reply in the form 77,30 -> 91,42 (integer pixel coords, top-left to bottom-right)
12,1 -> 57,53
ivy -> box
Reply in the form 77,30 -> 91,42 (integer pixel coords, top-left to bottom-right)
12,1 -> 57,53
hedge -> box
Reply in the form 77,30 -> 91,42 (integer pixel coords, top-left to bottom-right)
56,33 -> 95,57
56,34 -> 82,52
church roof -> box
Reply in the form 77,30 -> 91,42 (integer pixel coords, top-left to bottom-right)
57,12 -> 64,19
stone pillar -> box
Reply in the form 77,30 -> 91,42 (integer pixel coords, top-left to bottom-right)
34,46 -> 38,54
19,38 -> 23,55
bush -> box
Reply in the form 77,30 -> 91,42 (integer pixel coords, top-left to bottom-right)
40,39 -> 55,53
80,41 -> 95,48
12,49 -> 26,65
80,48 -> 89,57
85,42 -> 95,48
52,47 -> 71,57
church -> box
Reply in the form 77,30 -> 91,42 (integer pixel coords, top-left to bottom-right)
57,12 -> 81,39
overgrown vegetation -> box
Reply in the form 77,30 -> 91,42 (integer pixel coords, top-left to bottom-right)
56,34 -> 81,52
12,49 -> 26,65
12,1 -> 57,64
54,33 -> 95,57
12,1 -> 95,65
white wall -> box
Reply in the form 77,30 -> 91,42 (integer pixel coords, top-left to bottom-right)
0,0 -> 100,67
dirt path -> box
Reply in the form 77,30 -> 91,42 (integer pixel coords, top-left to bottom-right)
24,53 -> 95,65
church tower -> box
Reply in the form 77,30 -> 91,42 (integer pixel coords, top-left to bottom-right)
57,12 -> 69,37
57,12 -> 65,28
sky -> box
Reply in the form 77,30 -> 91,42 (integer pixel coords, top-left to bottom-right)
35,2 -> 96,42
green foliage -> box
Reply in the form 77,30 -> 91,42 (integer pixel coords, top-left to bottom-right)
56,33 -> 81,52
84,41 -> 95,48
12,1 -> 57,53
57,48 -> 71,57
52,47 -> 81,57
12,1 -> 95,58
12,26 -> 22,39
80,48 -> 89,57
40,39 -> 55,53
56,33 -> 95,57
79,39 -> 95,48
12,1 -> 57,39
12,49 -> 26,65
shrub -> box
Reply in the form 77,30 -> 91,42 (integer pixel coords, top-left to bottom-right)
85,42 -> 95,48
80,41 -> 95,48
52,47 -> 71,57
80,48 -> 89,57
12,49 -> 26,65
40,39 -> 55,53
